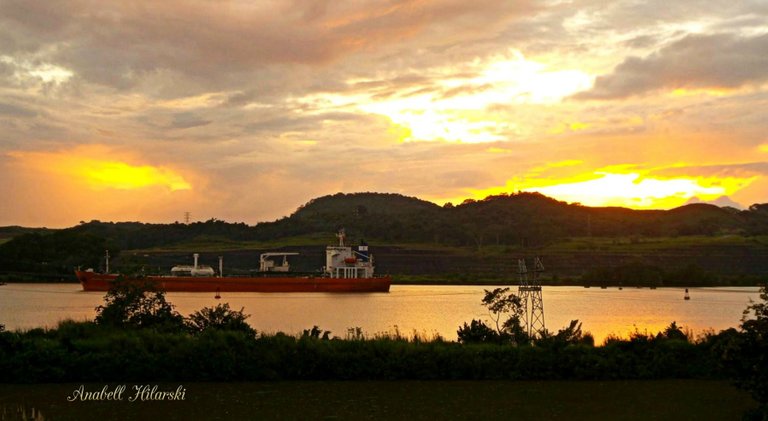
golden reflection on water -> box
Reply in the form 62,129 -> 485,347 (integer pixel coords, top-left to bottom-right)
0,284 -> 759,344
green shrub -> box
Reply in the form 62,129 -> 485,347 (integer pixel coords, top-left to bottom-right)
186,303 -> 255,336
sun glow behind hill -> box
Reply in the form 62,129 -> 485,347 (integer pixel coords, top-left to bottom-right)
437,171 -> 754,209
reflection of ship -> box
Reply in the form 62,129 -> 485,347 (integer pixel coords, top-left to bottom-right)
76,230 -> 390,293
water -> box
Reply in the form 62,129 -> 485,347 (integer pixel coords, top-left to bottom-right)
0,284 -> 760,343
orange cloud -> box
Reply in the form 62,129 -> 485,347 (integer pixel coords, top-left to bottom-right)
7,145 -> 192,191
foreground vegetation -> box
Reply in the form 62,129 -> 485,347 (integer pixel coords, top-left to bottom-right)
1,278 -> 767,418
0,319 -> 732,382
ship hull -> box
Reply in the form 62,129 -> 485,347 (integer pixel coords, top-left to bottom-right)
75,271 -> 391,293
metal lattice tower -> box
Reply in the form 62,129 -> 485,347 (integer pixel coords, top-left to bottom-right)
517,257 -> 545,337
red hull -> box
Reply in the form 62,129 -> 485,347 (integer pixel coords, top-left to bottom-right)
75,271 -> 391,293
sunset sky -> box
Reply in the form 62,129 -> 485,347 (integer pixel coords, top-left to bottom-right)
1,1 -> 767,227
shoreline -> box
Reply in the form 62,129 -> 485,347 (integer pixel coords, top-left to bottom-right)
1,277 -> 765,287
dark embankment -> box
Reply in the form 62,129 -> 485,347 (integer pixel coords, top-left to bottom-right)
0,381 -> 756,420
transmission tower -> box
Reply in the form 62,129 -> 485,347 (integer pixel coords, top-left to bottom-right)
184,211 -> 191,224
517,257 -> 545,337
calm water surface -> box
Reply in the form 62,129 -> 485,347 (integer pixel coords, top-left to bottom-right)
0,283 -> 760,343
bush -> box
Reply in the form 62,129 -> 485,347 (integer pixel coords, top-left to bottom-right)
186,303 -> 256,336
457,319 -> 500,344
725,285 -> 768,418
94,277 -> 184,331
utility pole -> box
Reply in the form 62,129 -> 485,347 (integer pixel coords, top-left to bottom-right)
518,257 -> 545,337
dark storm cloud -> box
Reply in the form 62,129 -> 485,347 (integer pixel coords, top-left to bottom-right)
0,102 -> 37,118
575,33 -> 768,100
169,113 -> 212,130
242,111 -> 379,136
0,0 -> 536,95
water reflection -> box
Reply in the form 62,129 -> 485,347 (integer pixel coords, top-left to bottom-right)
0,284 -> 760,343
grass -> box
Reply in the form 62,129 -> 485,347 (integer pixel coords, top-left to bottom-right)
0,380 -> 756,420
130,234 -> 768,255
542,235 -> 768,253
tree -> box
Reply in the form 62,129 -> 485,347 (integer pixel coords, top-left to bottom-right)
94,277 -> 184,331
659,321 -> 688,342
728,285 -> 768,419
457,288 -> 528,344
186,303 -> 255,336
482,288 -> 528,342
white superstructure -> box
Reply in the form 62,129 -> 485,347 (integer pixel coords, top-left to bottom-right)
324,229 -> 375,279
259,252 -> 300,272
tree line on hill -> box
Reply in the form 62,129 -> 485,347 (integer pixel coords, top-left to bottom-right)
1,191 -> 768,279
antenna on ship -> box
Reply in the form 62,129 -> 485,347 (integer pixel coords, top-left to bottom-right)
105,250 -> 110,274
337,228 -> 346,247
517,257 -> 545,337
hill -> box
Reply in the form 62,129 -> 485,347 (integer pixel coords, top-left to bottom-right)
1,192 -> 768,283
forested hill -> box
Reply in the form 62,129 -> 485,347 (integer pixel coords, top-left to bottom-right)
262,192 -> 767,247
1,191 -> 768,278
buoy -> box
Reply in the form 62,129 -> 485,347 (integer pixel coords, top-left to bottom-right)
684,288 -> 690,300
215,288 -> 221,300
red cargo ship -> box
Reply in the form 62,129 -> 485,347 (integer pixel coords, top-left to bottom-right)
76,230 -> 391,293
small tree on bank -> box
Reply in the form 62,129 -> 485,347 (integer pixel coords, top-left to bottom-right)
458,288 -> 528,344
186,303 -> 255,336
727,285 -> 768,419
94,276 -> 184,331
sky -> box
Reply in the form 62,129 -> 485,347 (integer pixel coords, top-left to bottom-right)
1,0 -> 767,227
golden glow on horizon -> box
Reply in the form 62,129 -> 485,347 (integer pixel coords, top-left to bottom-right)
527,173 -> 727,208
8,146 -> 191,192
438,171 -> 753,209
